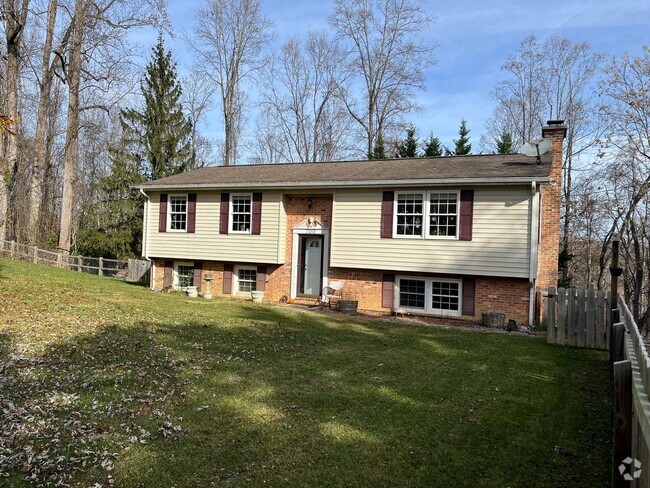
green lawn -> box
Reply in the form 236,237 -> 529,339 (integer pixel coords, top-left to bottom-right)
0,258 -> 610,487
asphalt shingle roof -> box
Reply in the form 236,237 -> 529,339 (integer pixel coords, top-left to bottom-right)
137,153 -> 553,189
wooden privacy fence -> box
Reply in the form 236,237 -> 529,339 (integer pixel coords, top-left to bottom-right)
612,297 -> 650,487
0,239 -> 150,284
545,287 -> 609,350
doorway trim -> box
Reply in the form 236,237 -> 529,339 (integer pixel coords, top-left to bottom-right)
291,219 -> 329,299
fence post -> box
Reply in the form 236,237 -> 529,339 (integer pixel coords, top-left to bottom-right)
610,234 -> 623,362
612,359 -> 632,488
10,240 -> 15,259
77,256 -> 82,272
57,253 -> 63,268
33,246 -> 38,264
98,257 -> 103,276
612,323 -> 626,363
546,287 -> 556,344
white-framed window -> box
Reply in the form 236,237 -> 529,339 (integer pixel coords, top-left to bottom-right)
429,192 -> 458,238
396,276 -> 462,316
174,261 -> 194,289
395,192 -> 424,237
168,194 -> 188,232
394,190 -> 460,239
230,194 -> 252,233
234,265 -> 257,294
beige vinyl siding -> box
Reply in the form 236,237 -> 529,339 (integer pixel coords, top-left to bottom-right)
331,187 -> 532,278
147,190 -> 284,264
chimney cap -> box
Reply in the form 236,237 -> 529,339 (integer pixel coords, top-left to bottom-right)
546,119 -> 565,126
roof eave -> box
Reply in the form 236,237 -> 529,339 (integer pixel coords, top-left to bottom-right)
135,176 -> 551,191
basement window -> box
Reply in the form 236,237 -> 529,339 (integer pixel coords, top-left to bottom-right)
396,276 -> 462,316
174,262 -> 194,289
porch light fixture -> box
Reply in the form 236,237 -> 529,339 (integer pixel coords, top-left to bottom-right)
307,198 -> 313,210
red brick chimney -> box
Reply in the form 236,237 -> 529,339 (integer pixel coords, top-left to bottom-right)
537,120 -> 567,290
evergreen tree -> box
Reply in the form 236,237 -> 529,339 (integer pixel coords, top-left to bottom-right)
369,133 -> 387,159
397,125 -> 419,158
422,133 -> 443,156
451,119 -> 472,155
121,35 -> 194,180
495,130 -> 514,154
77,139 -> 145,258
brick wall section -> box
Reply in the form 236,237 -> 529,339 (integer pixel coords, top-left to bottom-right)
266,194 -> 334,301
536,124 -> 566,291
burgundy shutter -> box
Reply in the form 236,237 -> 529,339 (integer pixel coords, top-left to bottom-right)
382,274 -> 395,309
462,278 -> 475,316
381,191 -> 394,238
256,265 -> 267,292
223,264 -> 233,294
193,261 -> 202,292
163,260 -> 173,288
459,190 -> 474,241
187,193 -> 197,233
159,194 -> 168,232
219,193 -> 230,234
252,192 -> 262,235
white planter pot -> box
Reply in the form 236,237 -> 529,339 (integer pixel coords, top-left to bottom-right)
251,291 -> 265,303
186,286 -> 198,298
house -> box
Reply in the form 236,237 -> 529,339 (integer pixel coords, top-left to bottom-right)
136,122 -> 566,326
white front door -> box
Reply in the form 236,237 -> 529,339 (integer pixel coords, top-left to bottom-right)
303,237 -> 322,296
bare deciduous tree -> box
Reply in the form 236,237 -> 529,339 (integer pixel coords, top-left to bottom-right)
258,32 -> 352,163
58,0 -> 166,252
189,0 -> 272,166
330,0 -> 436,158
0,0 -> 30,243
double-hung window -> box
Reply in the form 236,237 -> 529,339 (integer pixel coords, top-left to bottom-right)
174,262 -> 194,289
395,193 -> 424,237
168,195 -> 188,231
394,190 -> 459,239
396,276 -> 462,316
231,194 -> 252,233
234,266 -> 257,294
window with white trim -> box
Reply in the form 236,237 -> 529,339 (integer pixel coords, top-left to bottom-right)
394,190 -> 460,239
429,192 -> 458,237
231,194 -> 252,233
396,193 -> 424,236
234,266 -> 257,294
168,195 -> 188,231
174,262 -> 194,289
396,276 -> 462,316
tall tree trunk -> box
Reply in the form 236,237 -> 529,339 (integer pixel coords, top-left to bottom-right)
27,0 -> 59,245
58,0 -> 86,252
0,0 -> 29,243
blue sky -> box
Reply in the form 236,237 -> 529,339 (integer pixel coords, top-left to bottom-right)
132,0 -> 649,158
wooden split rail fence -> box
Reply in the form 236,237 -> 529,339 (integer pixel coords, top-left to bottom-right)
0,239 -> 150,284
545,287 -> 609,350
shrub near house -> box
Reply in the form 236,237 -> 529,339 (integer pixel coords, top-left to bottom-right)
137,122 -> 567,326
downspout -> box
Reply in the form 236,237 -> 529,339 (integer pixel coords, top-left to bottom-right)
529,182 -> 540,326
139,188 -> 154,291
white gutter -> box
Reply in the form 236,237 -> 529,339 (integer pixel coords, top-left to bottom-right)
528,182 -> 540,326
139,188 -> 154,291
135,176 -> 551,191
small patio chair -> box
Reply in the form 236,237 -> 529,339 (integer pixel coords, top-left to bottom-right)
321,280 -> 345,307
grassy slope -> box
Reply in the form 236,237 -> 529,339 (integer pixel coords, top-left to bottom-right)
0,258 -> 610,487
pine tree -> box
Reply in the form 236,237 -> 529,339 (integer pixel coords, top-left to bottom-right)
121,35 -> 194,180
422,133 -> 443,156
76,139 -> 145,258
369,133 -> 387,159
397,125 -> 419,158
495,130 -> 514,154
451,119 -> 472,155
